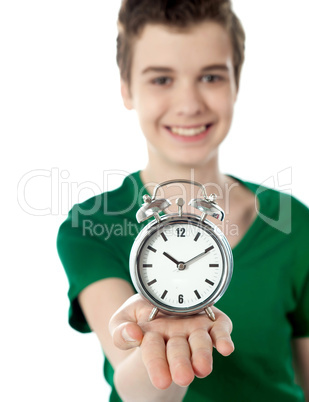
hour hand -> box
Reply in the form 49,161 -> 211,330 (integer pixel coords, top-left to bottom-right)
163,251 -> 180,266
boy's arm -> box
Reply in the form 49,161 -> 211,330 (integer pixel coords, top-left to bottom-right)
293,337 -> 309,400
78,277 -> 234,402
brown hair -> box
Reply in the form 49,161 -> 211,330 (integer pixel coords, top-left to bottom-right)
116,0 -> 245,89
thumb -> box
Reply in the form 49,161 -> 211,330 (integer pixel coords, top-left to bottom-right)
108,294 -> 150,349
111,322 -> 144,350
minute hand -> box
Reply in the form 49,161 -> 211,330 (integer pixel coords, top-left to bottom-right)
184,247 -> 213,265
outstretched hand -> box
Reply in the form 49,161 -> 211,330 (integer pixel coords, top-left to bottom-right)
109,294 -> 234,390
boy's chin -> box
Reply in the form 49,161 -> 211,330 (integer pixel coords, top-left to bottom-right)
164,153 -> 217,170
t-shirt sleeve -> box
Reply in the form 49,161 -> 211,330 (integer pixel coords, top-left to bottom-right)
288,196 -> 309,338
289,269 -> 309,337
57,206 -> 131,333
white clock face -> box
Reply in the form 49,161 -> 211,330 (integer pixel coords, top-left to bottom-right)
136,220 -> 225,311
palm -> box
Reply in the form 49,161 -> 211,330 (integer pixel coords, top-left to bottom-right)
110,294 -> 234,389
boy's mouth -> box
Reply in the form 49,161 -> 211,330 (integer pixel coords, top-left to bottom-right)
165,124 -> 212,137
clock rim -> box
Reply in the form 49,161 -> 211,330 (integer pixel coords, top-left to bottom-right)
129,213 -> 233,316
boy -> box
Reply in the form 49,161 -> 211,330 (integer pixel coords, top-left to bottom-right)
57,1 -> 309,401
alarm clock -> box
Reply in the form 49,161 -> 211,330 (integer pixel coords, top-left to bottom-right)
129,179 -> 233,321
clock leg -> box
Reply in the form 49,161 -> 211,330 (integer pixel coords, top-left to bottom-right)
205,306 -> 216,321
148,307 -> 159,321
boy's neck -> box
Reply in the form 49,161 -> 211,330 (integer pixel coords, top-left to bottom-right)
140,151 -> 229,194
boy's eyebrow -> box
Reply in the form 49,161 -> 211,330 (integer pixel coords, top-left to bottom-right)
141,64 -> 229,74
201,64 -> 229,72
141,66 -> 174,74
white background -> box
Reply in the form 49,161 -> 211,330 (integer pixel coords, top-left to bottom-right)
1,1 -> 308,401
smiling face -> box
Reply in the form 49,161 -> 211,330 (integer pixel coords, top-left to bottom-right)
121,21 -> 238,168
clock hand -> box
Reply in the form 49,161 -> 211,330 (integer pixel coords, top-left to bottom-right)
184,248 -> 213,266
163,251 -> 181,266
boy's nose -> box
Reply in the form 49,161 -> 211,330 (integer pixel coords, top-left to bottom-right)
174,85 -> 206,117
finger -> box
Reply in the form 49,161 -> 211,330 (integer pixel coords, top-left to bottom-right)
166,336 -> 194,387
189,328 -> 213,378
112,322 -> 144,350
209,311 -> 234,356
141,331 -> 172,390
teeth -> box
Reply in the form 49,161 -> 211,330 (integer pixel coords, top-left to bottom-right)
170,125 -> 207,136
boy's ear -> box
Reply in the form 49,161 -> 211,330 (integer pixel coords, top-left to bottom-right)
120,79 -> 134,110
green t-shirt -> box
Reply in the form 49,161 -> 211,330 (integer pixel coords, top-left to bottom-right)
57,171 -> 309,402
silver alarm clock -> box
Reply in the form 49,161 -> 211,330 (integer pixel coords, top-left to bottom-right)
129,179 -> 233,321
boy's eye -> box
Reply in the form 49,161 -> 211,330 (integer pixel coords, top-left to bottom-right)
151,77 -> 172,85
201,74 -> 221,83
